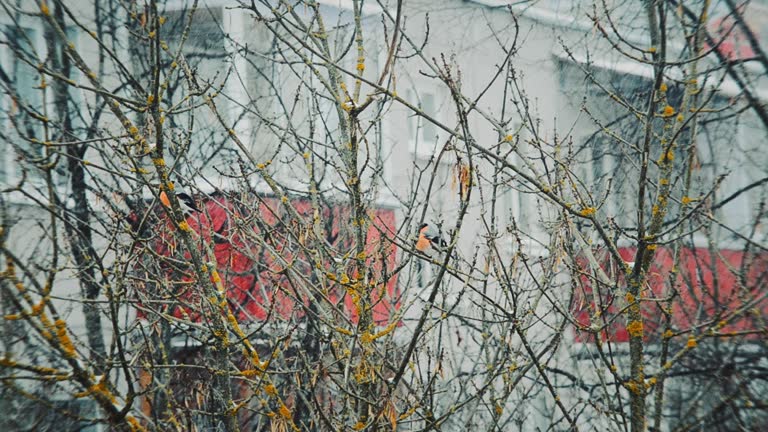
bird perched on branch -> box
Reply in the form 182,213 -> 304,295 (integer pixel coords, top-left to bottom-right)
416,223 -> 448,255
160,190 -> 201,217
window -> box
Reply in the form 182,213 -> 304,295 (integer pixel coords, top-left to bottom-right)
558,57 -> 755,246
62,27 -> 84,132
407,87 -> 443,158
579,127 -> 638,219
50,27 -> 85,186
155,6 -> 232,178
0,24 -> 43,183
27,399 -> 102,431
558,60 -> 695,222
167,7 -> 228,88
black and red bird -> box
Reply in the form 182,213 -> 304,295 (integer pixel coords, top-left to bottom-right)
416,223 -> 447,254
159,190 -> 201,217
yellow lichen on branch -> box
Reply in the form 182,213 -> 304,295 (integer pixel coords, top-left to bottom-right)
624,380 -> 641,394
263,383 -> 278,396
686,336 -> 697,348
211,269 -> 222,284
278,402 -> 292,419
335,326 -> 353,336
626,320 -> 644,338
54,319 -> 77,358
364,320 -> 398,342
126,415 -> 147,432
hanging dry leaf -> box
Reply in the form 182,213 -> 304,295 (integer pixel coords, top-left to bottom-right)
458,163 -> 471,201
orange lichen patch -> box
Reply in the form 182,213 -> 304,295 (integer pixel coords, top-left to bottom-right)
250,352 -> 263,368
2,358 -> 62,377
662,105 -> 675,117
360,320 -> 399,344
360,332 -> 373,344
226,312 -> 247,340
335,326 -> 353,336
54,319 -> 77,358
211,270 -> 222,284
263,383 -> 278,397
624,380 -> 641,394
74,377 -> 116,404
686,336 -> 697,348
716,320 -> 728,329
229,401 -> 247,416
354,358 -> 375,383
31,297 -> 49,316
626,320 -> 644,338
239,369 -> 260,378
92,379 -> 117,403
126,415 -> 147,432
580,207 -> 596,217
278,402 -> 292,419
346,282 -> 363,314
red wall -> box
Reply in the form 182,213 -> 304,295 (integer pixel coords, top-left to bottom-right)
135,195 -> 400,326
572,246 -> 768,343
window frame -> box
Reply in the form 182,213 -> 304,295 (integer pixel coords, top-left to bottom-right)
405,85 -> 447,160
156,4 -> 238,183
0,18 -> 47,186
